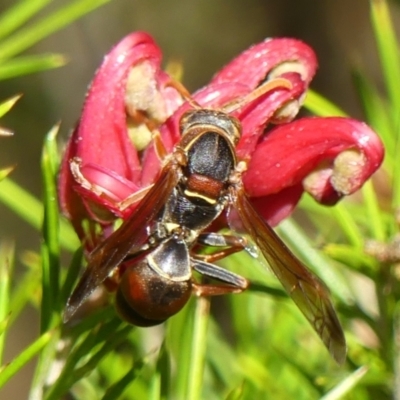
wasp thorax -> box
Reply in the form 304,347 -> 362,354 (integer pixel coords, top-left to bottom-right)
180,109 -> 241,146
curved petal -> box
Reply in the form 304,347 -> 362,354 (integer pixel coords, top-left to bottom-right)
250,185 -> 304,226
236,72 -> 307,158
75,32 -> 161,183
142,39 -> 318,184
243,117 -> 384,205
59,32 -> 181,228
140,76 -> 296,186
211,38 -> 317,90
58,131 -> 89,238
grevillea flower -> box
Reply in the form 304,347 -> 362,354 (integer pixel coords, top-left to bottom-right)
59,32 -> 384,246
59,32 -> 185,242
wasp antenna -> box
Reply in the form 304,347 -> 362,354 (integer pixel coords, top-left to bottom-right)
223,77 -> 292,114
166,79 -> 201,109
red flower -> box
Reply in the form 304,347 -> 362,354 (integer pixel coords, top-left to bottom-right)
59,32 -> 185,241
59,32 -> 384,245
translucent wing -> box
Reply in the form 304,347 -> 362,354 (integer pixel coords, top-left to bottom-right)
232,187 -> 346,364
64,164 -> 180,321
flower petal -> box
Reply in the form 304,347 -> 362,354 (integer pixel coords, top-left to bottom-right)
243,117 -> 384,204
74,32 -> 162,183
211,38 -> 318,158
142,38 -> 318,184
250,185 -> 304,226
59,32 -> 183,229
235,72 -> 307,158
211,38 -> 317,89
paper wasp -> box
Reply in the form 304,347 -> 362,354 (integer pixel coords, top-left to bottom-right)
65,78 -> 346,364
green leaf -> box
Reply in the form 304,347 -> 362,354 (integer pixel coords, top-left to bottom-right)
246,281 -> 286,298
0,94 -> 21,118
0,177 -> 79,251
320,366 -> 368,400
40,125 -> 61,332
185,296 -> 210,400
370,0 -> 400,114
362,180 -> 386,242
0,330 -> 53,389
166,299 -> 195,399
206,320 -> 243,388
0,0 -> 112,60
331,202 -> 364,249
0,241 -> 14,365
45,322 -> 131,400
323,243 -> 377,277
276,218 -> 353,303
8,258 -> 41,325
28,328 -> 61,400
0,53 -> 67,80
304,89 -> 347,117
59,247 -> 84,305
370,0 -> 400,208
352,68 -> 395,170
154,343 -> 170,399
102,359 -> 145,400
225,383 -> 244,400
0,166 -> 14,181
0,0 -> 52,41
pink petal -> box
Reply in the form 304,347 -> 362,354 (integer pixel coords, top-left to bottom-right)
59,32 -> 183,228
250,185 -> 304,226
142,38 -> 318,185
211,38 -> 317,90
58,133 -> 89,238
235,72 -> 307,158
209,38 -> 318,158
75,32 -> 162,184
243,117 -> 384,204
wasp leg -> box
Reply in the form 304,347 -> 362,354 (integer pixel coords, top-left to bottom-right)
127,104 -> 170,160
192,283 -> 246,296
194,233 -> 248,262
150,127 -> 169,161
118,184 -> 154,210
192,259 -> 248,290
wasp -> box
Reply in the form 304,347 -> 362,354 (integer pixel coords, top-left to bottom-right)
64,78 -> 346,364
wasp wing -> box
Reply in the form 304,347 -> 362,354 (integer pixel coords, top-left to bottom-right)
232,187 -> 346,364
64,164 -> 180,322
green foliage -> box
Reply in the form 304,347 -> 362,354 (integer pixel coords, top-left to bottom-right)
1,0 -> 400,398
0,0 -> 111,80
